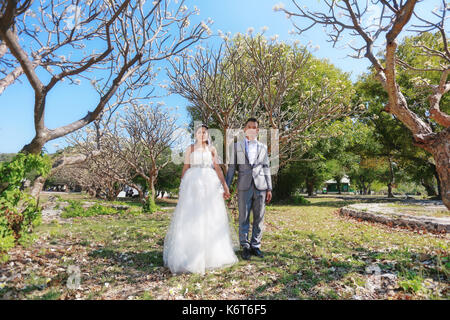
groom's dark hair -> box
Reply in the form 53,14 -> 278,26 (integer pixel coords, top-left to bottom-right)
245,117 -> 258,127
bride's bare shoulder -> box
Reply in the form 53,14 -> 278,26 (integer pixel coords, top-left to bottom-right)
208,145 -> 217,154
185,144 -> 195,154
183,145 -> 195,161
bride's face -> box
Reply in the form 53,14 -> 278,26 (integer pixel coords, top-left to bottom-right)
195,127 -> 208,143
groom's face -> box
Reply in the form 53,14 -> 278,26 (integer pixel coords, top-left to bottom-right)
244,121 -> 258,140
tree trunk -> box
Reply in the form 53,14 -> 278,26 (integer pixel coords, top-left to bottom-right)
148,177 -> 156,202
20,136 -> 47,155
30,176 -> 46,199
432,166 -> 442,200
137,188 -> 145,202
363,186 -> 368,195
387,157 -> 395,198
387,183 -> 394,198
306,178 -> 314,196
421,179 -> 437,197
429,128 -> 449,208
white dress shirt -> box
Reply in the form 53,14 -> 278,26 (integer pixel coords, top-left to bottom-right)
245,137 -> 258,165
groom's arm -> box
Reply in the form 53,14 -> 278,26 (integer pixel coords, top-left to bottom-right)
263,146 -> 272,191
225,142 -> 237,188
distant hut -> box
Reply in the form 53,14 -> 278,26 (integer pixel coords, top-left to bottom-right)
323,175 -> 351,193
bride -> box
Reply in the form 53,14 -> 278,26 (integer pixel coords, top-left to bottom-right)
163,124 -> 239,275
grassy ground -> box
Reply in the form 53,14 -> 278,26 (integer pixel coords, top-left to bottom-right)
0,197 -> 448,300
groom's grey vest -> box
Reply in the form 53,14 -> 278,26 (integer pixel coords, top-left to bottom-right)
225,139 -> 272,191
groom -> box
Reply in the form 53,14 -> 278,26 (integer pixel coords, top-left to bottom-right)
225,118 -> 272,260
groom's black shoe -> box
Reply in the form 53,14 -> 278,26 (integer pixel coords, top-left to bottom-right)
241,247 -> 252,260
251,247 -> 264,258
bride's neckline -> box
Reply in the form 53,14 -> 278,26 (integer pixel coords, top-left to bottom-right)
191,145 -> 210,153
192,148 -> 211,154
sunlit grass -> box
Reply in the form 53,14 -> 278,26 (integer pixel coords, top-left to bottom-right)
0,197 -> 448,300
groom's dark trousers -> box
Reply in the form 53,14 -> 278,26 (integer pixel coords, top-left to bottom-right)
238,179 -> 266,249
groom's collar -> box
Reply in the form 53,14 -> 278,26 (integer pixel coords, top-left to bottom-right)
244,136 -> 258,144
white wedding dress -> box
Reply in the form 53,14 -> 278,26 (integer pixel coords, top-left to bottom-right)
163,148 -> 239,275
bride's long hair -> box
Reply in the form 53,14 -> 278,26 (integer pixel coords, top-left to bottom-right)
193,124 -> 211,146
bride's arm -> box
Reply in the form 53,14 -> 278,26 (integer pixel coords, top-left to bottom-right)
180,146 -> 192,180
210,146 -> 229,191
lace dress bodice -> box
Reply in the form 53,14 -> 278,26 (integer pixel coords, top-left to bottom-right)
189,148 -> 214,168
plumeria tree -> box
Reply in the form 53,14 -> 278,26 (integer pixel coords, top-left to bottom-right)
277,0 -> 450,208
170,33 -> 359,173
111,103 -> 181,204
49,157 -> 129,200
239,34 -> 359,167
0,0 -> 211,198
63,115 -> 140,200
68,103 -> 182,208
168,38 -> 260,161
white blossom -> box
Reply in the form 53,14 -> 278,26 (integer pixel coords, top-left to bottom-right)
201,21 -> 212,35
182,17 -> 190,28
273,3 -> 285,11
26,9 -> 37,18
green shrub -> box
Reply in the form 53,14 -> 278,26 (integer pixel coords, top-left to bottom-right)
292,195 -> 311,205
61,200 -> 86,218
143,197 -> 159,213
142,191 -> 160,213
88,204 -> 118,216
0,152 -> 51,261
398,270 -> 425,294
61,200 -> 122,218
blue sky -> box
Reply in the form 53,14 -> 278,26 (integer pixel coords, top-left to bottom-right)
0,0 -> 443,154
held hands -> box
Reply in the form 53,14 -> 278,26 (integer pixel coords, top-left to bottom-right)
223,184 -> 231,200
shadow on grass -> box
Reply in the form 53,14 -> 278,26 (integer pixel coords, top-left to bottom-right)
248,234 -> 446,299
304,200 -> 362,208
4,196 -> 446,300
273,199 -> 364,208
88,248 -> 165,274
114,197 -> 178,208
272,196 -> 428,209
